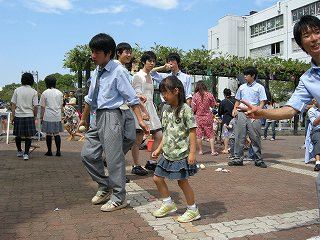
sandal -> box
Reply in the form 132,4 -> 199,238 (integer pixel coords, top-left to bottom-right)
221,150 -> 229,154
211,152 -> 219,156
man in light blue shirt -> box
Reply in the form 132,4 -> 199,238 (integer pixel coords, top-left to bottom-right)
240,16 -> 320,167
151,52 -> 192,106
79,33 -> 148,213
229,66 -> 267,168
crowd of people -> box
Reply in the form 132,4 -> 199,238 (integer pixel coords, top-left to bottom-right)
7,15 -> 320,222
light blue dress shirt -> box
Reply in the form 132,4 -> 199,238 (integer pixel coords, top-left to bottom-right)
286,61 -> 320,112
308,106 -> 320,132
84,60 -> 139,110
305,106 -> 320,163
150,70 -> 193,99
235,81 -> 267,107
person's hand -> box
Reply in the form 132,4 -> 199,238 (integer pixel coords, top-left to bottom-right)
238,100 -> 262,119
78,119 -> 87,130
11,117 -> 15,125
138,94 -> 147,104
142,112 -> 150,121
164,63 -> 171,71
151,147 -> 161,159
188,152 -> 196,165
139,120 -> 149,135
232,109 -> 238,117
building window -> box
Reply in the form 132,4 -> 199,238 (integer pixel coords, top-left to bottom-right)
292,1 -> 320,23
292,39 -> 302,53
250,15 -> 283,38
217,38 -> 219,49
271,42 -> 281,55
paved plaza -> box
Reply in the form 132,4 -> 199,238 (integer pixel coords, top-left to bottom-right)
0,133 -> 319,240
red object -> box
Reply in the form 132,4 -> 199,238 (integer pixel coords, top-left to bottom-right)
147,139 -> 154,152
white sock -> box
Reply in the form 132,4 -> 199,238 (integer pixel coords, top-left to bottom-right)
148,160 -> 157,164
187,204 -> 197,211
316,160 -> 320,165
162,197 -> 173,205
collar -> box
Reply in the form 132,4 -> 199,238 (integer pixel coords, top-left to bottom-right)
99,60 -> 113,73
310,59 -> 320,74
246,81 -> 256,87
172,70 -> 181,76
139,69 -> 151,77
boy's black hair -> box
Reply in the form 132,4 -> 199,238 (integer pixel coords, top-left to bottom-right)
166,52 -> 181,65
116,42 -> 132,59
141,51 -> 157,64
243,66 -> 258,80
89,33 -> 116,59
21,72 -> 34,86
223,88 -> 232,97
293,15 -> 320,53
44,75 -> 57,89
159,76 -> 185,118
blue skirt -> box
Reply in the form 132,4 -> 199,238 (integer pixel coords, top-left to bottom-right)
154,154 -> 198,180
13,117 -> 37,137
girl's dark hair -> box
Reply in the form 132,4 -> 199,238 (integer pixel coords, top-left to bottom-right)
194,80 -> 207,100
141,51 -> 156,64
223,88 -> 231,97
116,42 -> 132,59
44,75 -> 57,89
159,76 -> 185,118
21,72 -> 34,86
293,15 -> 320,53
89,33 -> 116,58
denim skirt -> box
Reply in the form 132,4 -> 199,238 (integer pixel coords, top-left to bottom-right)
154,154 -> 198,180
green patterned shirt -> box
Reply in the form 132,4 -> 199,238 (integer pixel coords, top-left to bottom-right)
162,103 -> 196,161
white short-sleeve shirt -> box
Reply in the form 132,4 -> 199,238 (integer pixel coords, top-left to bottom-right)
39,88 -> 63,122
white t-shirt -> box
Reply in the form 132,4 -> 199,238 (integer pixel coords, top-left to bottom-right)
11,85 -> 38,117
39,88 -> 63,122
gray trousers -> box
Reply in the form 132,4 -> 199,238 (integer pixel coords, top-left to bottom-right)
81,108 -> 134,203
311,131 -> 320,156
234,112 -> 262,161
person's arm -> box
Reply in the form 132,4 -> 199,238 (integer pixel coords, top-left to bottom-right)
188,128 -> 197,165
40,106 -> 45,124
11,102 -> 16,124
33,105 -> 38,118
186,98 -> 191,106
232,100 -> 240,117
151,63 -> 171,72
131,104 -> 149,134
239,100 -> 297,120
151,138 -> 163,159
314,115 -> 320,126
79,102 -> 91,129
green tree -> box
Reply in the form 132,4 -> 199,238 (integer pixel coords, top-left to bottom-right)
63,45 -> 94,111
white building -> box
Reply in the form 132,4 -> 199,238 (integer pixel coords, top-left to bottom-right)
208,0 -> 319,99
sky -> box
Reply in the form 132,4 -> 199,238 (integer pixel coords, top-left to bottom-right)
0,0 -> 281,87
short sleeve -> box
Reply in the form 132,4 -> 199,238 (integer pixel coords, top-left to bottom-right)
132,74 -> 143,95
183,105 -> 196,129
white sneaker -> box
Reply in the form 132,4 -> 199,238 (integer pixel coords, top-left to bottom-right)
270,138 -> 275,141
23,154 -> 29,161
100,199 -> 127,212
91,190 -> 112,205
17,151 -> 23,157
